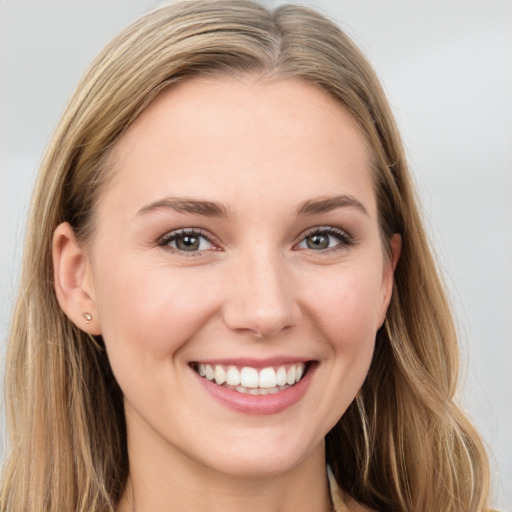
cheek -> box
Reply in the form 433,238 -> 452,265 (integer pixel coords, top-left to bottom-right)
91,256 -> 224,409
93,256 -> 220,360
297,263 -> 384,431
304,262 -> 385,349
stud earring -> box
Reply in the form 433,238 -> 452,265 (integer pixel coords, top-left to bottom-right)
82,312 -> 92,324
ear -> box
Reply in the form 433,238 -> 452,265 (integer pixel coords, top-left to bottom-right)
378,233 -> 401,327
52,222 -> 101,335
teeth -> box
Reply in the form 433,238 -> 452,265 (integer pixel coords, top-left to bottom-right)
258,367 -> 277,388
276,366 -> 287,386
286,365 -> 296,385
195,362 -> 306,393
214,365 -> 226,385
236,385 -> 289,395
205,365 -> 215,381
226,365 -> 241,386
240,367 -> 259,388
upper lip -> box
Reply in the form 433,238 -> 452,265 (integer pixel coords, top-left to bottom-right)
189,356 -> 313,368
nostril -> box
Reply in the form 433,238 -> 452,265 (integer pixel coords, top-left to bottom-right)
222,301 -> 302,339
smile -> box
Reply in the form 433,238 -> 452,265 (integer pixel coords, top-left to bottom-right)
192,362 -> 307,395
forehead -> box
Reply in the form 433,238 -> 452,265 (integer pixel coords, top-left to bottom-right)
101,75 -> 375,219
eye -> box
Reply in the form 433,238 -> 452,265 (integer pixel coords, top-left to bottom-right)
296,227 -> 353,252
159,229 -> 215,253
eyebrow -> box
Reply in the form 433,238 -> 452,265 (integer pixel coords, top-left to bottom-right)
297,195 -> 369,217
137,197 -> 230,218
136,194 -> 368,218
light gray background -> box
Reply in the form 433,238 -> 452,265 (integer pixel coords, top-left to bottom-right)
0,0 -> 510,508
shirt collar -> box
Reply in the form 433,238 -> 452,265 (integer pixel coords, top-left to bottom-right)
327,465 -> 345,512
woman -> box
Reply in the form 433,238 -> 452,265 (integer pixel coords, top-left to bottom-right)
0,1 -> 493,511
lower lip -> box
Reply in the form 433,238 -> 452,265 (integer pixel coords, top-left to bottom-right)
193,364 -> 316,415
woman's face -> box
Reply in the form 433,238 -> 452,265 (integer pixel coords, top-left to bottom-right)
81,76 -> 398,478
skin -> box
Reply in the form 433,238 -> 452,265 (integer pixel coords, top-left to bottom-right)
53,75 -> 400,512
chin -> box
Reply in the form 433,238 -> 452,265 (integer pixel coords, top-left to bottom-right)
192,429 -> 325,480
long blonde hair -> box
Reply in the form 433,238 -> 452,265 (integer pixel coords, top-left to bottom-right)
1,1 -> 490,510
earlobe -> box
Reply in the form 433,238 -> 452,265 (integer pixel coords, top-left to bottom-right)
52,222 -> 101,335
378,233 -> 402,327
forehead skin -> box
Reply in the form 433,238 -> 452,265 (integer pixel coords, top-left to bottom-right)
97,76 -> 377,228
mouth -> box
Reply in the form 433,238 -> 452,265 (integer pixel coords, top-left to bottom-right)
190,361 -> 311,395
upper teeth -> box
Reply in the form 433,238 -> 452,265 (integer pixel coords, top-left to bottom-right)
196,363 -> 305,389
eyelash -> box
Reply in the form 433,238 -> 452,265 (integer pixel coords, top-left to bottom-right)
157,226 -> 354,255
295,226 -> 354,253
158,228 -> 217,255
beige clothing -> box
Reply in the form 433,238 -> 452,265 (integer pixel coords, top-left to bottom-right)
327,465 -> 345,512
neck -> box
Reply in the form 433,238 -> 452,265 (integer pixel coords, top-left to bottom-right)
116,425 -> 332,512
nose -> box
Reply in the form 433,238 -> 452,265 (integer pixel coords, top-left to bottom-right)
222,250 -> 302,339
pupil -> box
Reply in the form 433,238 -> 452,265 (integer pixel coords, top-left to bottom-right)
177,235 -> 199,251
307,234 -> 329,250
